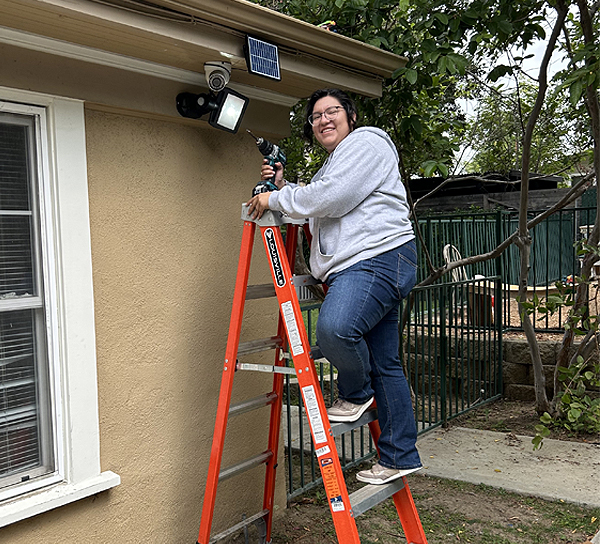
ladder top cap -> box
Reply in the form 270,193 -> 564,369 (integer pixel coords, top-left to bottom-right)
241,204 -> 307,226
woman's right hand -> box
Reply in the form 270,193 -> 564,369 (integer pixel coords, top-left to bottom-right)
261,159 -> 285,189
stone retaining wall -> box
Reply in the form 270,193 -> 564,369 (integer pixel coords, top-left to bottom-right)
503,339 -> 559,400
503,337 -> 599,400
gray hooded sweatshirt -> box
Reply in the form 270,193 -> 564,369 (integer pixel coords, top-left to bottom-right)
268,126 -> 414,281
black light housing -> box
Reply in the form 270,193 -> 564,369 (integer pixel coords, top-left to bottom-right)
176,88 -> 249,134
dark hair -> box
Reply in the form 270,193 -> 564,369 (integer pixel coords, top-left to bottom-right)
302,88 -> 359,144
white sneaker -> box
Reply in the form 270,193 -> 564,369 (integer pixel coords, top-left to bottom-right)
356,462 -> 422,485
327,397 -> 374,422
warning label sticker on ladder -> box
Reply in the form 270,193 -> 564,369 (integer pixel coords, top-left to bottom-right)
315,445 -> 331,458
320,457 -> 345,512
302,385 -> 326,444
281,301 -> 304,356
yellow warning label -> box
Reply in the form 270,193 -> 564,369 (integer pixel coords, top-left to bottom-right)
320,458 -> 342,499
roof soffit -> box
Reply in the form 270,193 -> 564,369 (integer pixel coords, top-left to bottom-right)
0,0 -> 406,98
137,0 -> 405,77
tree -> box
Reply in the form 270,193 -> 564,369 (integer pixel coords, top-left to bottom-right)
255,0 -> 599,423
465,81 -> 591,177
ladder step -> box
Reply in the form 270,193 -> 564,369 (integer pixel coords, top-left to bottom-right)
310,345 -> 324,360
229,392 -> 278,417
330,408 -> 378,438
350,478 -> 407,517
246,275 -> 322,300
218,451 -> 273,482
236,362 -> 296,375
238,336 -> 282,356
283,345 -> 325,361
292,274 -> 322,287
206,509 -> 269,544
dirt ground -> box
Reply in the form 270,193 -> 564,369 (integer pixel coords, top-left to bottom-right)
255,399 -> 600,544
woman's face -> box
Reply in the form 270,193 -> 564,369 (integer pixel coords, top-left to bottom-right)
311,96 -> 353,153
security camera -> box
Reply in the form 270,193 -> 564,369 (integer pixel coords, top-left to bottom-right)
205,61 -> 231,93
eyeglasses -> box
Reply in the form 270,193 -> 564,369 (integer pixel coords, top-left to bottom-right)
308,105 -> 343,126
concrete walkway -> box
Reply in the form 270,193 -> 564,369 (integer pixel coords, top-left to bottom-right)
417,426 -> 600,508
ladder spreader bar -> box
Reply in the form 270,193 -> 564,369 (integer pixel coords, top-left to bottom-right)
218,451 -> 273,482
349,478 -> 407,517
228,392 -> 278,417
246,284 -> 276,299
206,509 -> 270,544
246,275 -> 321,300
238,336 -> 282,356
236,362 -> 296,375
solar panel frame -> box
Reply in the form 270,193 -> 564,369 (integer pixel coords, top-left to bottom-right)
244,36 -> 281,81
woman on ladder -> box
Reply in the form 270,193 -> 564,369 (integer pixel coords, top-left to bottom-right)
246,88 -> 422,485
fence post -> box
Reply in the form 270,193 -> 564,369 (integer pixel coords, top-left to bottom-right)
440,284 -> 448,427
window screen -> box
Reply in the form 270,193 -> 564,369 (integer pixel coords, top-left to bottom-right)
0,112 -> 54,490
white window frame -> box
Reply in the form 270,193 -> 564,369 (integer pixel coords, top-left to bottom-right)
0,87 -> 119,527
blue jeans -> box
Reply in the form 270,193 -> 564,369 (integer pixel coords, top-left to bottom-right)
316,240 -> 421,470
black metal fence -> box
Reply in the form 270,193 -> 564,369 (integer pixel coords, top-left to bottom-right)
283,204 -> 592,499
283,275 -> 503,499
418,206 -> 597,332
403,277 -> 503,429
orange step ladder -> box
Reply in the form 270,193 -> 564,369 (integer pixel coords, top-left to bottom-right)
196,205 -> 428,544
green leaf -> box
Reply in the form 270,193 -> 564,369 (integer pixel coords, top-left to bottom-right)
568,407 -> 582,422
392,66 -> 406,79
405,69 -> 418,85
421,39 -> 437,52
422,160 -> 438,177
570,80 -> 584,106
497,20 -> 513,35
488,65 -> 513,82
434,12 -> 448,25
411,115 -> 422,135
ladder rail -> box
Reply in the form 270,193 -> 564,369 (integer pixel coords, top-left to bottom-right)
261,221 -> 299,542
258,222 -> 362,543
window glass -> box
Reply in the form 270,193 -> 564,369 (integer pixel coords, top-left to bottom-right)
0,112 -> 54,491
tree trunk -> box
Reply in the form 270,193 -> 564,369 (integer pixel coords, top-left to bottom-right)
553,0 -> 600,409
513,0 -> 568,414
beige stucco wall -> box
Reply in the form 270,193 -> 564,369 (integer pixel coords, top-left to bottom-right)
0,110 -> 287,542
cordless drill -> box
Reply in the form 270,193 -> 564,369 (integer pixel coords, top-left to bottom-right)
247,130 -> 287,196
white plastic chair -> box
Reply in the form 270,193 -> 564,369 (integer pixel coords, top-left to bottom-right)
443,244 -> 469,282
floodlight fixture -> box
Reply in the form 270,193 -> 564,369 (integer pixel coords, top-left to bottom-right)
244,36 -> 281,81
176,87 -> 249,134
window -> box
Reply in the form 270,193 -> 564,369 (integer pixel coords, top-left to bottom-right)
0,111 -> 55,492
0,90 -> 119,527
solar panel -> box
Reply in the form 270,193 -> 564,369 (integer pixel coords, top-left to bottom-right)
245,36 -> 281,81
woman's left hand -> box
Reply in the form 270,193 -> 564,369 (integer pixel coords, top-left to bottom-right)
246,192 -> 272,220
